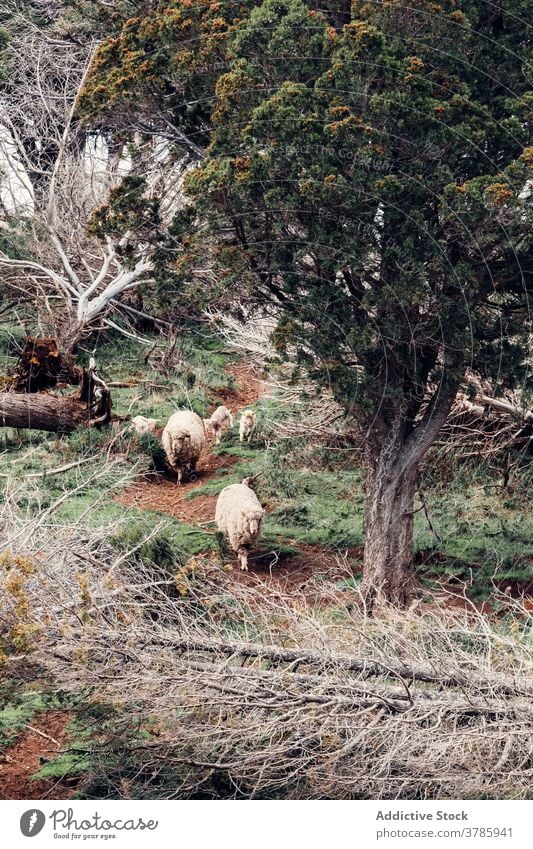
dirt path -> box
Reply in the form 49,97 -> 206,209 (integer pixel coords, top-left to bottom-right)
0,711 -> 77,800
212,361 -> 269,411
115,361 -> 269,525
232,543 -> 363,597
113,361 -> 364,589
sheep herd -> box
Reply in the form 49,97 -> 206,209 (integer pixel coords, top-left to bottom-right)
130,406 -> 262,570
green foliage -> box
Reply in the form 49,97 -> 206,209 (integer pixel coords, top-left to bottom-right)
89,2 -> 533,429
0,25 -> 11,85
0,691 -> 57,748
87,176 -> 161,246
32,749 -> 91,782
79,6 -> 532,605
77,0 -> 246,146
111,524 -> 176,568
138,431 -> 168,472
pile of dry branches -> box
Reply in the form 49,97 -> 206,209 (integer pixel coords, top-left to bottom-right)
440,388 -> 533,460
2,492 -> 531,799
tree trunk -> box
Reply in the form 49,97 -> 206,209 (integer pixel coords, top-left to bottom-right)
58,322 -> 85,356
9,337 -> 81,392
0,359 -> 112,433
0,393 -> 96,432
359,375 -> 461,609
361,445 -> 419,609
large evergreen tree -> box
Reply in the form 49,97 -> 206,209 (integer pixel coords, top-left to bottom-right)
82,0 -> 532,606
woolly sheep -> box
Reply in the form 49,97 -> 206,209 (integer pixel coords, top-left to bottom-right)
162,410 -> 206,485
130,415 -> 158,435
215,477 -> 265,571
205,405 -> 234,445
239,409 -> 256,443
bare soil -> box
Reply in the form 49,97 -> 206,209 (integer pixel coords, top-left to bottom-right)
114,454 -> 237,524
114,359 -> 533,605
0,711 -> 77,800
215,361 -> 270,411
232,543 -> 362,593
4,360 -> 531,805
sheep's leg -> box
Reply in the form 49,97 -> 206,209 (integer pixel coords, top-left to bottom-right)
176,467 -> 183,485
238,548 -> 249,572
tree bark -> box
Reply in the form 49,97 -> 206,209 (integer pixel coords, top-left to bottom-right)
0,359 -> 112,432
361,443 -> 419,608
360,375 -> 461,609
9,337 -> 81,392
0,393 -> 95,432
57,323 -> 86,356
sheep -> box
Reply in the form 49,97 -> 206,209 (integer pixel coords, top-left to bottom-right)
239,409 -> 256,443
205,405 -> 234,445
130,415 -> 158,435
215,477 -> 265,571
162,410 -> 206,484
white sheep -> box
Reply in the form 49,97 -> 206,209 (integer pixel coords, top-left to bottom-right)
205,405 -> 234,445
239,409 -> 256,443
215,477 -> 265,571
162,410 -> 206,484
130,415 -> 158,435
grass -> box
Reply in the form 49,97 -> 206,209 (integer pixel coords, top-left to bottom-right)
31,717 -> 92,783
98,330 -> 235,422
0,690 -> 61,748
0,328 -> 236,528
413,460 -> 533,597
109,513 -> 219,568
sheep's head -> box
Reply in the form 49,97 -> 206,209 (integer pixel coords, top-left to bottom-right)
248,517 -> 260,535
172,430 -> 191,452
247,512 -> 263,536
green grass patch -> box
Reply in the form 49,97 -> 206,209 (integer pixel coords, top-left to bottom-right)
31,717 -> 92,783
0,691 -> 59,748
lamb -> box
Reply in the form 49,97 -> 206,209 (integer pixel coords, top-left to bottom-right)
239,409 -> 256,443
215,477 -> 265,571
162,410 -> 206,484
205,405 -> 234,445
130,415 -> 158,435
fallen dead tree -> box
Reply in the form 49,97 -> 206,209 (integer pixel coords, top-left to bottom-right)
0,357 -> 111,432
2,501 -> 531,800
440,389 -> 533,459
206,309 -> 351,440
7,337 -> 81,393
